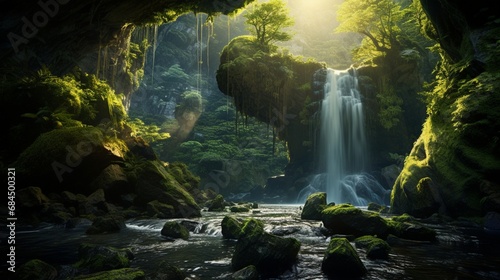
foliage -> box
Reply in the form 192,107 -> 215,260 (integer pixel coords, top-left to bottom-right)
243,0 -> 295,48
376,78 -> 404,129
127,118 -> 170,143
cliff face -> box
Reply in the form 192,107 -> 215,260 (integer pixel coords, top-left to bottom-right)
390,0 -> 500,217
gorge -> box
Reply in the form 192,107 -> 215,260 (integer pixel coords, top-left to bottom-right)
1,0 -> 499,279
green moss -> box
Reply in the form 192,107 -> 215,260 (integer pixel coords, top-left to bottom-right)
75,244 -> 132,272
72,268 -> 145,280
322,238 -> 366,277
161,221 -> 190,240
18,259 -> 57,280
354,235 -> 390,259
221,215 -> 243,239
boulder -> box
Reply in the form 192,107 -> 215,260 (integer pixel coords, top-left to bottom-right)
208,194 -> 226,211
321,238 -> 367,278
484,211 -> 500,231
75,244 -> 134,273
387,220 -> 437,242
89,164 -> 130,200
17,187 -> 50,208
150,261 -> 186,280
301,192 -> 327,220
18,259 -> 58,280
231,265 -> 259,280
147,200 -> 175,218
130,160 -> 201,218
72,268 -> 145,280
321,204 -> 389,238
232,219 -> 300,277
86,214 -> 126,234
222,215 -> 243,239
354,235 -> 391,259
230,205 -> 250,213
161,221 -> 190,240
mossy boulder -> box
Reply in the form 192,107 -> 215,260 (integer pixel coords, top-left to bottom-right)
321,237 -> 367,278
72,268 -> 145,280
150,261 -> 186,280
231,265 -> 259,280
18,259 -> 58,280
232,218 -> 301,277
128,159 -> 201,218
386,219 -> 437,242
301,192 -> 327,220
354,235 -> 391,259
14,126 -> 126,194
75,244 -> 133,273
161,221 -> 190,240
208,194 -> 226,211
222,215 -> 243,239
147,200 -> 175,218
321,204 -> 389,238
86,214 -> 126,234
230,205 -> 250,213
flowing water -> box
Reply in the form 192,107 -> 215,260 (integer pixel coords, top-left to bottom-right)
305,68 -> 387,206
5,205 -> 500,279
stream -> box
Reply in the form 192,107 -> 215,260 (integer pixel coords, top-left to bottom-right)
7,204 -> 500,279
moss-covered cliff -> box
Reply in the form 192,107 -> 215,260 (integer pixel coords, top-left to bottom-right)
391,1 -> 500,217
216,36 -> 325,188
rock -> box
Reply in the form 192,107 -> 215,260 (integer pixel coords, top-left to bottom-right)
367,202 -> 386,212
72,268 -> 145,280
131,160 -> 201,218
161,221 -> 190,240
150,261 -> 186,280
321,204 -> 389,238
222,216 -> 243,239
179,220 -> 205,233
231,265 -> 259,280
321,237 -> 367,278
147,200 -> 175,218
17,187 -> 50,208
86,214 -> 126,234
75,244 -> 133,273
18,259 -> 58,280
14,127 -> 125,194
270,226 -> 301,236
89,164 -> 130,200
231,218 -> 300,277
230,205 -> 250,212
354,235 -> 391,259
301,192 -> 327,220
484,211 -> 500,231
208,194 -> 226,211
387,220 -> 437,242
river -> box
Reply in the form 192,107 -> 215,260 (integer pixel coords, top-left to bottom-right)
7,204 -> 500,279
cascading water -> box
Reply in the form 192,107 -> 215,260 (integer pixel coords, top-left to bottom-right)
303,68 -> 387,205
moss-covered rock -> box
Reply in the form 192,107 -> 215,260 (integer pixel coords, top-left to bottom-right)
231,265 -> 259,280
391,42 -> 500,218
354,235 -> 391,259
321,237 -> 367,278
149,261 -> 186,280
147,200 -> 175,218
230,206 -> 250,213
75,244 -> 133,273
321,204 -> 389,238
86,214 -> 126,234
221,215 -> 243,239
232,218 -> 300,277
161,221 -> 190,240
14,126 -> 126,194
301,192 -> 327,220
208,194 -> 226,211
386,219 -> 437,242
72,268 -> 145,280
18,259 -> 58,280
127,159 -> 201,218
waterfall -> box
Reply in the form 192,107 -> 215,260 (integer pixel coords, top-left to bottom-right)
311,68 -> 387,206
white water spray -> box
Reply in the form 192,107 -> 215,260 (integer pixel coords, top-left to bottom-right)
304,68 -> 387,205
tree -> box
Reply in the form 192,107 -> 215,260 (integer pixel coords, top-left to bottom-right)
244,0 -> 294,48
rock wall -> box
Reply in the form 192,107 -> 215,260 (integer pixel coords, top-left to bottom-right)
390,0 -> 500,217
